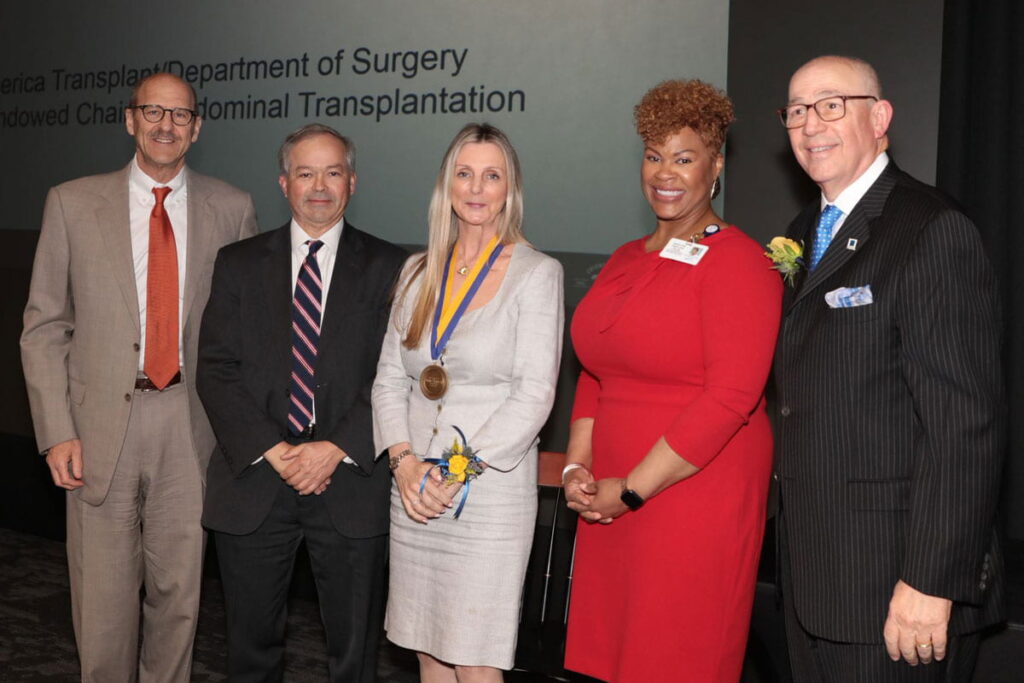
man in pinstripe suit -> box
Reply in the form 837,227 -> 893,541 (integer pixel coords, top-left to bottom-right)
773,56 -> 1004,681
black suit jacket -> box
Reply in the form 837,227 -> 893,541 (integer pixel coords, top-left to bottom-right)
197,221 -> 406,537
773,161 -> 1005,643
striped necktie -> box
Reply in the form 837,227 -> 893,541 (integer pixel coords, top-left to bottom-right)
289,240 -> 324,436
809,204 -> 843,270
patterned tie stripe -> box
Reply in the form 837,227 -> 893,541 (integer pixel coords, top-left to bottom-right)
289,240 -> 324,435
809,204 -> 844,270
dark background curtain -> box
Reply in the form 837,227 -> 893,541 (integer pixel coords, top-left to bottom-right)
938,0 -> 1024,539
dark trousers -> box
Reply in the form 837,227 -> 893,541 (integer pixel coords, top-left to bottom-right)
779,518 -> 980,682
214,481 -> 387,683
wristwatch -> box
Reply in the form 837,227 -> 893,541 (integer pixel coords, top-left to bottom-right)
388,448 -> 414,471
620,481 -> 646,511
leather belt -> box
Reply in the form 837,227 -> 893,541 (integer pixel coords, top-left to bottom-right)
135,371 -> 182,392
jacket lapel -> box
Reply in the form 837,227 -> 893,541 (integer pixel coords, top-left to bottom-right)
319,221 -> 367,346
790,163 -> 900,308
262,225 -> 295,385
183,168 -> 214,324
94,165 -> 139,334
782,205 -> 817,312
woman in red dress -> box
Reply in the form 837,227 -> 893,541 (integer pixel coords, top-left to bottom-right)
563,80 -> 783,682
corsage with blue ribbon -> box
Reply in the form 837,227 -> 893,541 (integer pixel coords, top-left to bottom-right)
419,426 -> 484,519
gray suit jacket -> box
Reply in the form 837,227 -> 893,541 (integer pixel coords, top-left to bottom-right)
21,163 -> 258,505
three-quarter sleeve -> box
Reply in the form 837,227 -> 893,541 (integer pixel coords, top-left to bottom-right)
570,368 -> 601,422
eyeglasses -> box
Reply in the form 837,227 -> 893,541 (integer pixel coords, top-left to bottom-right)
128,104 -> 198,126
777,95 -> 877,129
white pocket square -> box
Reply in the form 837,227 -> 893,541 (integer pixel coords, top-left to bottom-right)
825,285 -> 873,308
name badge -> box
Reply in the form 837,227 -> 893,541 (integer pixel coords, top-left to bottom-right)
659,237 -> 708,265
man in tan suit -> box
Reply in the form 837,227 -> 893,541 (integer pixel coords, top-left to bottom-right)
20,72 -> 258,682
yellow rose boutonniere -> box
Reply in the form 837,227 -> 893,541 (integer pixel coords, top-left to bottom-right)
765,237 -> 805,287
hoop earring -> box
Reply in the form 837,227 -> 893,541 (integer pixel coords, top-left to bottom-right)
710,177 -> 721,200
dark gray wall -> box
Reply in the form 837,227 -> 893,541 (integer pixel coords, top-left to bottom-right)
725,0 -> 944,244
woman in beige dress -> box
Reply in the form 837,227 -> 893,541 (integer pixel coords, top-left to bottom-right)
372,123 -> 563,681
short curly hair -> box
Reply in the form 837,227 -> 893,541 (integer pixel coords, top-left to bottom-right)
634,79 -> 735,151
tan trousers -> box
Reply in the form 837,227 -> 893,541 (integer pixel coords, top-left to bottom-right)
66,383 -> 205,683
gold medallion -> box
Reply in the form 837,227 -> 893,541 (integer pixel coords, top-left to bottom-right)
419,364 -> 449,400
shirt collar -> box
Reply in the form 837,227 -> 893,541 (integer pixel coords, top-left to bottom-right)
290,218 -> 344,255
129,157 -> 187,201
821,151 -> 889,215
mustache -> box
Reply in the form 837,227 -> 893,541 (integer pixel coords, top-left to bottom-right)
147,130 -> 180,141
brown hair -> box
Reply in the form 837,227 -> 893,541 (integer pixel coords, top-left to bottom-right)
634,79 -> 735,151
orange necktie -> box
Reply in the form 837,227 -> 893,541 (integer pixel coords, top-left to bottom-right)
144,186 -> 179,389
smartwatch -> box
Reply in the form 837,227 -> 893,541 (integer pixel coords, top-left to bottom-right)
620,482 -> 646,511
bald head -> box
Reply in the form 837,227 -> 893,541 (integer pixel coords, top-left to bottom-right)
130,72 -> 197,109
786,55 -> 893,200
791,56 -> 882,100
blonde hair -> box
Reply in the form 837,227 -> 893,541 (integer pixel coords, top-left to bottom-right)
401,123 -> 526,348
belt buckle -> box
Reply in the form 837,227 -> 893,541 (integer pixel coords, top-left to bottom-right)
293,423 -> 316,440
136,371 -> 181,392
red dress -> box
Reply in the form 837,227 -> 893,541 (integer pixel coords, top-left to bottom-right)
564,228 -> 782,682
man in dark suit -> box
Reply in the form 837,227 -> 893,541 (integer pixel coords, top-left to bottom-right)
21,73 -> 258,681
773,56 -> 1004,681
197,123 -> 405,682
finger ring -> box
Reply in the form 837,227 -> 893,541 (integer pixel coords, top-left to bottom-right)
916,643 -> 932,649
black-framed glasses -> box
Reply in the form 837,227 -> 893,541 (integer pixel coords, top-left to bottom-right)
777,95 -> 877,129
128,104 -> 197,126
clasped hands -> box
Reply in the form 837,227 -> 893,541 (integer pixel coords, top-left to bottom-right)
392,454 -> 462,524
564,468 -> 629,524
264,440 -> 343,496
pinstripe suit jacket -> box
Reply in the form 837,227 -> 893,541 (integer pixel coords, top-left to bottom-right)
773,161 -> 1005,643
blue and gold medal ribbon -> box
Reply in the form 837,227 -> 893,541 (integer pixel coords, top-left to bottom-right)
429,236 -> 504,361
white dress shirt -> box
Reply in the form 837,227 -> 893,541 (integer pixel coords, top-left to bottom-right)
820,151 -> 890,239
129,159 -> 188,371
290,218 -> 343,315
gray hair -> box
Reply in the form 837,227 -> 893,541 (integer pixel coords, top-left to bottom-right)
278,123 -> 356,175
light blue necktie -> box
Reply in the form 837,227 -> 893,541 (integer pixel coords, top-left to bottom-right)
809,204 -> 843,270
